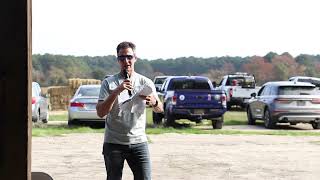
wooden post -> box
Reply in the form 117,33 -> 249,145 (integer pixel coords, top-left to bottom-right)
0,0 -> 32,179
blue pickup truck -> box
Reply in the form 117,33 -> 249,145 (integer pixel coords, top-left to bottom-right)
153,76 -> 227,129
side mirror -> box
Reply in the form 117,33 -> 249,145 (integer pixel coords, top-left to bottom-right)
250,92 -> 256,98
156,87 -> 161,92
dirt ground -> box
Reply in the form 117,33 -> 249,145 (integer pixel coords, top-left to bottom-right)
32,125 -> 320,180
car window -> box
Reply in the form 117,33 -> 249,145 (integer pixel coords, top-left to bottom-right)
32,86 -> 40,96
242,76 -> 255,87
269,86 -> 278,95
226,76 -> 255,87
32,88 -> 37,96
261,86 -> 271,96
154,77 -> 167,84
32,82 -> 41,96
78,87 -> 100,96
160,79 -> 168,91
278,86 -> 317,95
257,86 -> 265,96
311,80 -> 320,88
226,77 -> 243,86
168,79 -> 210,90
298,79 -> 320,88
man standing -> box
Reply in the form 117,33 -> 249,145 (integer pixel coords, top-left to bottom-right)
96,41 -> 163,180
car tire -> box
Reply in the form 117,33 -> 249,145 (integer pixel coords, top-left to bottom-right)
311,122 -> 320,129
153,112 -> 163,125
212,116 -> 223,129
264,109 -> 276,129
164,110 -> 175,127
68,115 -> 76,126
33,110 -> 40,122
227,103 -> 232,110
42,112 -> 49,123
195,119 -> 202,124
247,107 -> 256,125
241,103 -> 247,109
68,120 -> 74,126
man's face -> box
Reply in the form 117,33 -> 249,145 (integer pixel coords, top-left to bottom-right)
117,47 -> 136,73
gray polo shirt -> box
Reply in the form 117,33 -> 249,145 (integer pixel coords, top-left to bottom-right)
98,72 -> 157,145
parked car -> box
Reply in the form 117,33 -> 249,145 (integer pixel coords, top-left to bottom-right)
68,84 -> 105,126
289,76 -> 320,89
155,76 -> 227,129
246,81 -> 320,129
217,72 -> 260,110
32,82 -> 49,123
153,75 -> 170,92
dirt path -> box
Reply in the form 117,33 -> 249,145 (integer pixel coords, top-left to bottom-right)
32,133 -> 320,180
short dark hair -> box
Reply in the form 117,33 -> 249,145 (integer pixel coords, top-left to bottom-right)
116,41 -> 136,54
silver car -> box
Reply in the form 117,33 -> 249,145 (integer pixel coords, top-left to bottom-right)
247,81 -> 320,129
32,82 -> 49,123
68,84 -> 104,126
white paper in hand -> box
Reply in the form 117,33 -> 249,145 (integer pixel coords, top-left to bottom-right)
131,84 -> 153,114
118,90 -> 131,105
118,84 -> 153,115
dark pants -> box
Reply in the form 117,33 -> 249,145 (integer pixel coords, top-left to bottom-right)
103,142 -> 151,180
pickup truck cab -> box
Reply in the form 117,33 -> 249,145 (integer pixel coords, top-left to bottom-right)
153,75 -> 170,92
217,72 -> 260,110
154,76 -> 227,129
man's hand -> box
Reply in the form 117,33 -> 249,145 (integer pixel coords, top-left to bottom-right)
139,95 -> 157,107
118,80 -> 133,92
96,80 -> 133,118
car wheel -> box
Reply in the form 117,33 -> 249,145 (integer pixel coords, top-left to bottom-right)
42,112 -> 49,123
241,103 -> 247,109
153,112 -> 163,125
264,109 -> 276,129
68,115 -> 75,126
164,110 -> 175,127
195,119 -> 202,124
227,103 -> 232,110
247,107 -> 256,125
212,116 -> 223,129
311,122 -> 320,129
68,120 -> 74,126
33,110 -> 40,122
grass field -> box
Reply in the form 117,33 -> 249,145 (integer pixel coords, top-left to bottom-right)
49,108 -> 247,125
32,109 -> 320,137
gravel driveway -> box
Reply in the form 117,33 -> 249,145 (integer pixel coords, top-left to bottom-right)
32,129 -> 320,180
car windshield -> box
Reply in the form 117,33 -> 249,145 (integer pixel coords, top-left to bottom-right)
77,87 -> 100,96
169,79 -> 210,90
227,76 -> 255,87
278,86 -> 317,95
155,77 -> 167,84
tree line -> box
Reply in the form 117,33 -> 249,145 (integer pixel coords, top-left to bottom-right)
32,52 -> 320,87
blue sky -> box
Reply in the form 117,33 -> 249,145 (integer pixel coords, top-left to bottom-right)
33,0 -> 320,59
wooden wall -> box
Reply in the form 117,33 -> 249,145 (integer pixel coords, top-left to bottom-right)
0,0 -> 32,179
